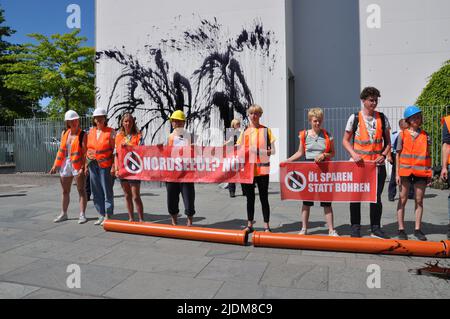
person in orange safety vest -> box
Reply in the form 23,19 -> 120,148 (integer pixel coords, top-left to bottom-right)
342,87 -> 392,239
50,110 -> 88,224
114,112 -> 144,222
284,107 -> 338,237
440,114 -> 450,239
86,108 -> 116,226
236,105 -> 276,233
396,106 -> 432,241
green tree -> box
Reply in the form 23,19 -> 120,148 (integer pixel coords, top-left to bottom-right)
416,59 -> 450,168
0,5 -> 36,125
2,29 -> 95,117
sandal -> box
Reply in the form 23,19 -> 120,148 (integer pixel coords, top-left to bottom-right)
243,226 -> 254,233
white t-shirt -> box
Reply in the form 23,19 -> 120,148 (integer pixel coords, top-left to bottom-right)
345,112 -> 391,142
345,112 -> 391,166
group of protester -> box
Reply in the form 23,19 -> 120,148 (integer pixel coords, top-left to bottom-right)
49,86 -> 450,241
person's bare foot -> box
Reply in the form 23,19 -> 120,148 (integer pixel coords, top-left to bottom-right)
171,215 -> 178,226
128,218 -> 135,222
186,216 -> 193,227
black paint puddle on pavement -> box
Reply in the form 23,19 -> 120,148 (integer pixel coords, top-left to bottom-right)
409,261 -> 450,280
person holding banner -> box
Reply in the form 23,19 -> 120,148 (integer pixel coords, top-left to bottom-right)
285,108 -> 339,236
166,110 -> 196,227
50,110 -> 88,224
225,119 -> 246,198
114,112 -> 144,222
342,87 -> 391,239
86,108 -> 116,226
440,114 -> 450,239
237,105 -> 276,233
395,106 -> 432,241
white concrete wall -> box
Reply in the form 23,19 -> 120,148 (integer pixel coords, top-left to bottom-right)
360,0 -> 450,107
96,0 -> 288,181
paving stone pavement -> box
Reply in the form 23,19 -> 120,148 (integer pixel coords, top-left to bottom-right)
0,173 -> 449,299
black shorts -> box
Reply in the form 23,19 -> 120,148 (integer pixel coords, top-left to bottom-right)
119,179 -> 141,185
400,175 -> 427,185
303,201 -> 332,207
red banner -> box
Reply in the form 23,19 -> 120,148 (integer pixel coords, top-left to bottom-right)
117,145 -> 254,183
280,161 -> 378,203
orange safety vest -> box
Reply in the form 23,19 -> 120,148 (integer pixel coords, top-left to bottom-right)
353,111 -> 384,161
443,116 -> 450,165
299,129 -> 331,158
53,129 -> 84,170
87,127 -> 114,168
115,131 -> 141,150
243,125 -> 272,176
398,129 -> 432,178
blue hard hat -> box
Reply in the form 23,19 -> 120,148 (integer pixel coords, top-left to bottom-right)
404,106 -> 422,119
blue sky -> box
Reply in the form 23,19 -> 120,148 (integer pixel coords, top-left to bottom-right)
1,0 -> 95,46
1,0 -> 95,106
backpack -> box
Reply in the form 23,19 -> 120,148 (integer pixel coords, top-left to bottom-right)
351,111 -> 388,148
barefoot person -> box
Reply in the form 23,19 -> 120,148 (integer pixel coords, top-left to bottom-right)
166,110 -> 196,226
50,110 -> 88,224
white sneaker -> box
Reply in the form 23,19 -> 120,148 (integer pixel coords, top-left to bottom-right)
299,229 -> 307,235
78,214 -> 87,224
94,216 -> 105,226
329,230 -> 339,237
101,215 -> 110,226
53,213 -> 68,223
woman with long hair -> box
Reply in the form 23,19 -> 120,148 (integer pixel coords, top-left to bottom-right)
114,113 -> 144,222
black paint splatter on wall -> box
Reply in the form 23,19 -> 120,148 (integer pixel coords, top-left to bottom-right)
96,17 -> 277,144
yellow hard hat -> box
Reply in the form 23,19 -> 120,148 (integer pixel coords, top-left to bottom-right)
169,110 -> 186,122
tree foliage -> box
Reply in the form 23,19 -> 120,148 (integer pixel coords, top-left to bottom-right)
0,5 -> 36,125
416,59 -> 450,168
2,29 -> 95,118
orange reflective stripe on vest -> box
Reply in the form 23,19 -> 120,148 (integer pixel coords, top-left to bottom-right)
398,130 -> 432,178
299,129 -> 331,156
53,129 -> 84,170
353,111 -> 383,160
244,126 -> 271,176
87,127 -> 114,168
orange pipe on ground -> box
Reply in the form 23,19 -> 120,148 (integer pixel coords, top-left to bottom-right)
252,232 -> 450,258
103,219 -> 248,245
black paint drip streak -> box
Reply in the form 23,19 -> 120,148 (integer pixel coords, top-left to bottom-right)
96,17 -> 277,142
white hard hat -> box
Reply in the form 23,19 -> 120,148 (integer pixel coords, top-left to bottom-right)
64,110 -> 79,121
93,108 -> 107,117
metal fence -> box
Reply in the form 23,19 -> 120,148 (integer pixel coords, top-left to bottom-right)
303,106 -> 449,169
0,126 -> 14,164
14,117 -> 91,172
8,106 -> 450,172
